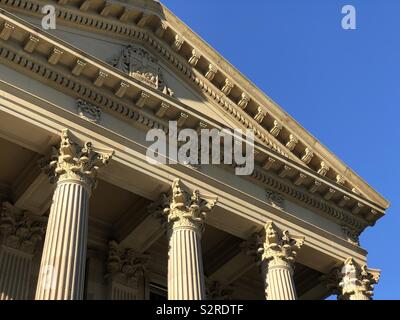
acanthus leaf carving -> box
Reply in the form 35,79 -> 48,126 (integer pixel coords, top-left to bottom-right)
324,258 -> 380,300
106,240 -> 150,287
340,258 -> 380,300
163,179 -> 217,233
258,222 -> 304,269
320,267 -> 342,297
0,202 -> 47,254
40,129 -> 113,189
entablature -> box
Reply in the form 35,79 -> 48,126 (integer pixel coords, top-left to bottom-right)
0,90 -> 370,274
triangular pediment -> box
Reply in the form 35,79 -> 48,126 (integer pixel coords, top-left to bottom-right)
0,1 -> 389,211
106,43 -> 240,129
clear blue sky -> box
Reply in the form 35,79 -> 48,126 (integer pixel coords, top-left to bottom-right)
161,0 -> 400,300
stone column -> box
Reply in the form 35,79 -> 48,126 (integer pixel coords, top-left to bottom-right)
35,129 -> 113,300
105,241 -> 149,300
258,222 -> 304,300
0,202 -> 47,300
160,179 -> 216,300
324,257 -> 380,300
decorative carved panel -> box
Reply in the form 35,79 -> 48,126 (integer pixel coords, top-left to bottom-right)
76,99 -> 101,123
265,190 -> 285,209
110,44 -> 174,96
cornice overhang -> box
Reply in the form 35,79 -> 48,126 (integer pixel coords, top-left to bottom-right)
0,9 -> 386,235
0,0 -> 390,211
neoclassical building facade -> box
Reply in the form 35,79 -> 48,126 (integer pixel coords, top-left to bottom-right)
0,0 -> 389,300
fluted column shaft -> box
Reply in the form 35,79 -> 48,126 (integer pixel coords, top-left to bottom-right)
0,202 -> 47,300
35,129 -> 113,300
35,180 -> 89,300
159,179 -> 217,301
262,259 -> 297,300
258,222 -> 304,301
0,246 -> 33,300
168,225 -> 205,300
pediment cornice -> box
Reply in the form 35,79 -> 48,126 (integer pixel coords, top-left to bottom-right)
0,0 -> 389,210
0,9 -> 386,235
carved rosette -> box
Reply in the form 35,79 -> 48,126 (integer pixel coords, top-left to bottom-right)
41,129 -> 113,190
106,240 -> 150,287
258,222 -> 304,271
162,179 -> 217,234
0,202 -> 47,254
323,258 -> 380,300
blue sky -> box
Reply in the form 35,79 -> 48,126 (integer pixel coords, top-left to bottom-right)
161,0 -> 400,299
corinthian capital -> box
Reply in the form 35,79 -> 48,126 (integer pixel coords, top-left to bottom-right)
258,222 -> 304,268
339,258 -> 380,300
322,258 -> 380,300
106,240 -> 150,287
0,202 -> 47,254
41,129 -> 113,189
162,179 -> 217,233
